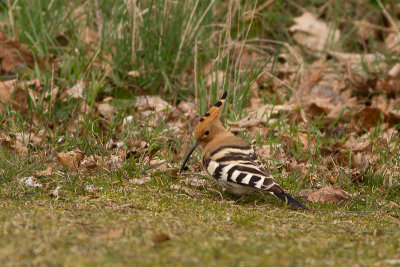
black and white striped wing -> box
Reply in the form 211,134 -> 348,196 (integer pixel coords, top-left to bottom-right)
203,145 -> 278,194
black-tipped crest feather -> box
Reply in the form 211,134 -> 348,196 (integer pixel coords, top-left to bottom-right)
221,91 -> 227,99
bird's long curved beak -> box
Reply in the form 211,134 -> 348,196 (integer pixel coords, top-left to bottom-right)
179,140 -> 200,173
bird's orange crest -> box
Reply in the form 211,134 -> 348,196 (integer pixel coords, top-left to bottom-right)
180,91 -> 228,173
194,91 -> 227,140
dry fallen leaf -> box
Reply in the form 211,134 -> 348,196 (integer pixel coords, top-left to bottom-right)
128,70 -> 140,77
135,95 -> 173,112
350,153 -> 368,183
353,107 -> 396,129
305,103 -> 329,119
343,135 -> 370,152
153,232 -> 170,245
1,131 -> 44,154
79,155 -> 101,173
35,166 -> 53,177
388,63 -> 400,79
97,103 -> 114,121
66,80 -> 85,99
57,150 -> 84,171
385,31 -> 400,53
15,132 -> 43,148
307,186 -> 350,205
80,27 -> 99,46
104,154 -> 124,171
149,158 -> 168,171
329,51 -> 387,72
289,12 -> 340,51
0,32 -> 35,73
299,189 -> 314,198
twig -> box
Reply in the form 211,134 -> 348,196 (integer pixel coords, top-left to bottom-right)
376,0 -> 400,35
245,0 -> 275,20
94,0 -> 103,39
171,0 -> 201,77
7,0 -> 19,39
194,39 -> 198,108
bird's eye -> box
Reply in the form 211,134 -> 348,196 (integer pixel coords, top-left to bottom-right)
205,131 -> 210,135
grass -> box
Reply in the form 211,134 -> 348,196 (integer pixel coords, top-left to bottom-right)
1,0 -> 400,265
1,164 -> 400,266
1,150 -> 400,266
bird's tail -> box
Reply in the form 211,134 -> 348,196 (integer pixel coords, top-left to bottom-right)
274,191 -> 307,209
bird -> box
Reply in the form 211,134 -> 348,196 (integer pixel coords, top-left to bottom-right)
180,91 -> 307,209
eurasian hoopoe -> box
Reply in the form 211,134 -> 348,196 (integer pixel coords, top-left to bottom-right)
180,91 -> 306,209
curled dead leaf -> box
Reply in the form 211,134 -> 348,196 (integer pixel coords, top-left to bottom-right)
305,103 -> 329,119
353,107 -> 400,129
35,166 -> 53,177
385,31 -> 400,53
307,186 -> 350,206
66,80 -> 85,99
306,69 -> 323,91
0,32 -> 35,73
97,103 -> 114,121
104,154 -> 124,171
299,189 -> 314,198
343,135 -> 370,152
388,63 -> 400,79
15,132 -> 43,148
12,87 -> 29,112
149,158 -> 168,171
57,151 -> 84,171
79,155 -> 101,173
289,12 -> 340,51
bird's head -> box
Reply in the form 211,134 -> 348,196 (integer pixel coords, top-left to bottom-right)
180,91 -> 227,173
